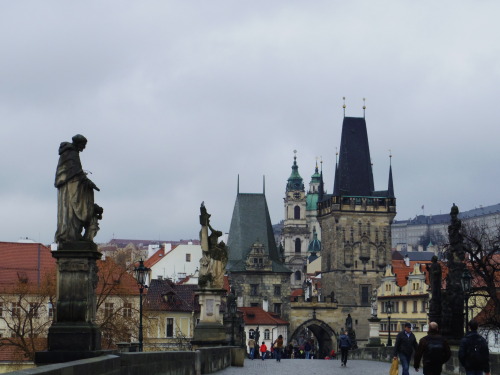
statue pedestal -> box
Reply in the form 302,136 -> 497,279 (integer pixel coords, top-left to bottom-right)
366,317 -> 383,347
35,243 -> 104,365
191,288 -> 227,348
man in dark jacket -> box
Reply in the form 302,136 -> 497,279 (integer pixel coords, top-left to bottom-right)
414,322 -> 451,375
393,322 -> 418,375
458,320 -> 490,375
339,330 -> 352,367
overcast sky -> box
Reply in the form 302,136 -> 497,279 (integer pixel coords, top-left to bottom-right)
1,1 -> 499,245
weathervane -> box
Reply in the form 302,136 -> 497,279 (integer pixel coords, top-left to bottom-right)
342,97 -> 346,117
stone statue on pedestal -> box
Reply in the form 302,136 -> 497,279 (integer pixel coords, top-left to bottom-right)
198,202 -> 228,289
54,134 -> 103,246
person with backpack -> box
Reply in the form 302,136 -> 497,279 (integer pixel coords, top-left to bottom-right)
459,320 -> 490,375
414,322 -> 451,375
339,330 -> 352,367
393,322 -> 418,375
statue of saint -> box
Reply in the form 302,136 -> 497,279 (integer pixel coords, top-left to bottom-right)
345,313 -> 353,330
371,290 -> 378,317
426,255 -> 442,316
54,134 -> 102,245
198,202 -> 228,289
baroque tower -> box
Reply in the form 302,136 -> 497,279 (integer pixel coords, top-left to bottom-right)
318,115 -> 396,340
282,152 -> 309,289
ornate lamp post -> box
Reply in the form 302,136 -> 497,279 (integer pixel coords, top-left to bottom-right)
134,259 -> 150,352
228,291 -> 237,345
386,301 -> 393,346
461,268 -> 472,332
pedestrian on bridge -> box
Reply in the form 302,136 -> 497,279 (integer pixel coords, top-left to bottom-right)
393,323 -> 418,375
339,330 -> 352,366
260,341 -> 268,360
414,322 -> 451,375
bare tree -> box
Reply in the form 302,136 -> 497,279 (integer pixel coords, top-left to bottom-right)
459,221 -> 500,330
95,259 -> 140,349
0,273 -> 56,361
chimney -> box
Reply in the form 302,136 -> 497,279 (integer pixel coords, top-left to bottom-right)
404,254 -> 410,267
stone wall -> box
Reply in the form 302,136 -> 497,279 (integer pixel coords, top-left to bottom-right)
4,347 -> 242,375
349,346 -> 500,375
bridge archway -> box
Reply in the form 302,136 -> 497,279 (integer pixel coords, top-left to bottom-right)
290,319 -> 339,359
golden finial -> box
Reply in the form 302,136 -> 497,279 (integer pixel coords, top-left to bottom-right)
342,97 -> 346,117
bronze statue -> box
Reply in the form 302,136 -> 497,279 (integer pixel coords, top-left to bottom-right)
198,202 -> 228,289
426,255 -> 442,324
54,134 -> 102,245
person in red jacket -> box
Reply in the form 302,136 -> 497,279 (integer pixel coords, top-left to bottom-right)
260,341 -> 268,360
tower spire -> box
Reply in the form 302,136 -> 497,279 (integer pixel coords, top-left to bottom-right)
387,151 -> 394,198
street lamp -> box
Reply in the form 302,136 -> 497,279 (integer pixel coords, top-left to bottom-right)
461,268 -> 472,332
134,259 -> 150,352
386,301 -> 393,347
228,290 -> 237,346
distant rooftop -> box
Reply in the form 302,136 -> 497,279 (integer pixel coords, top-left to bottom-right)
393,203 -> 500,225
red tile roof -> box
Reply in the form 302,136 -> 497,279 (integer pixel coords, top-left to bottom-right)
96,258 -> 140,296
144,247 -> 167,268
391,259 -> 431,287
239,307 -> 288,326
0,242 -> 56,288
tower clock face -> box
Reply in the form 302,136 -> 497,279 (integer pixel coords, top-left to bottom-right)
293,192 -> 301,199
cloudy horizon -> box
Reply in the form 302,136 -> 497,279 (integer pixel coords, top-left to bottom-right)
1,1 -> 499,245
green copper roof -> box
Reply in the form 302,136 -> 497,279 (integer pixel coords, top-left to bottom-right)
310,164 -> 321,184
306,193 -> 318,211
286,155 -> 304,192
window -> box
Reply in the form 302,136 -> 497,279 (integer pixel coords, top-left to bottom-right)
385,284 -> 391,292
104,303 -> 114,318
295,270 -> 301,281
123,303 -> 132,318
48,303 -> 54,319
294,206 -> 300,219
421,301 -> 426,312
413,301 -> 418,313
11,302 -> 21,317
274,303 -> 282,315
295,238 -> 301,253
360,285 -> 370,306
186,253 -> 191,262
250,284 -> 258,296
264,329 -> 270,340
274,285 -> 281,296
166,318 -> 174,338
402,301 -> 407,313
393,302 -> 399,313
29,303 -> 39,318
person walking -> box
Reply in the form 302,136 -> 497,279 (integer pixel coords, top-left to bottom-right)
414,322 -> 451,375
459,320 -> 491,375
393,322 -> 418,375
273,335 -> 284,362
304,340 -> 312,359
260,341 -> 268,360
339,330 -> 352,367
247,336 -> 256,360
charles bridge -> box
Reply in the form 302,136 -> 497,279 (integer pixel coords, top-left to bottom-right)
5,345 -> 498,375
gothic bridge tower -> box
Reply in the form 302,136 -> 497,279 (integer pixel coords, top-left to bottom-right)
318,115 -> 396,342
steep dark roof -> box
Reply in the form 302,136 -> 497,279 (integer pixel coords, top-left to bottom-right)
144,279 -> 199,312
227,193 -> 290,273
334,117 -> 375,196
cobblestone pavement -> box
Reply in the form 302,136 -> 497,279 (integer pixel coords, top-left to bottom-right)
214,358 -> 420,375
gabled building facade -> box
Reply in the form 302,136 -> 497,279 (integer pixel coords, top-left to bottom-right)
227,186 -> 292,320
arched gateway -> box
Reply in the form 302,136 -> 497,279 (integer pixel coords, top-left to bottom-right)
290,318 -> 339,359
